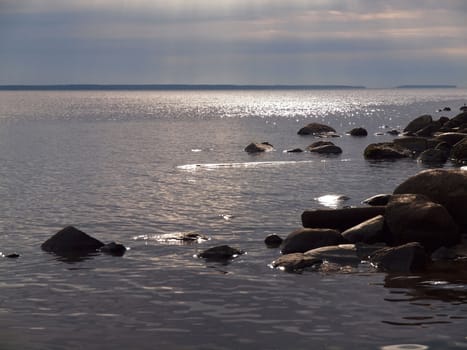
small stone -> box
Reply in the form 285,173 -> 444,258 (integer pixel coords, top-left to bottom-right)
198,245 -> 244,260
264,234 -> 283,248
100,242 -> 127,256
348,127 -> 368,136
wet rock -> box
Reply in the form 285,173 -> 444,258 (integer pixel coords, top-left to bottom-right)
362,194 -> 392,206
417,148 -> 449,164
297,122 -> 336,136
271,253 -> 321,272
301,206 -> 386,232
5,253 -> 20,259
435,132 -> 467,146
341,215 -> 385,244
363,142 -> 411,159
386,129 -> 400,136
244,142 -> 274,153
286,148 -> 303,153
403,114 -> 433,133
264,234 -> 283,248
100,242 -> 127,256
393,169 -> 467,232
304,244 -> 361,265
441,111 -> 467,130
414,121 -> 442,137
348,127 -> 368,136
153,232 -> 209,243
307,144 -> 343,154
41,226 -> 105,254
197,245 -> 244,260
306,141 -> 335,150
450,137 -> 467,163
393,136 -> 429,154
385,194 -> 460,252
370,242 -> 429,273
280,228 -> 345,254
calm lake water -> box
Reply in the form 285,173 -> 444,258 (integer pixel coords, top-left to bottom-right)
0,88 -> 466,349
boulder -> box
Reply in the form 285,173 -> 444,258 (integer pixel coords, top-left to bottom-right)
384,194 -> 460,251
298,123 -> 336,136
417,148 -> 448,164
403,114 -> 433,133
348,127 -> 368,136
370,242 -> 429,273
393,137 -> 429,153
244,142 -> 274,153
435,132 -> 467,146
441,111 -> 467,130
301,206 -> 386,232
364,142 -> 411,159
41,226 -> 105,254
308,144 -> 343,154
304,244 -> 361,265
264,234 -> 283,248
280,228 -> 345,254
341,215 -> 385,244
197,245 -> 244,260
450,137 -> 467,163
271,253 -> 321,272
393,169 -> 467,232
414,121 -> 442,137
362,194 -> 392,206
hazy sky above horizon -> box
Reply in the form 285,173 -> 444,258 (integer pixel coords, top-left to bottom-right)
1,0 -> 466,87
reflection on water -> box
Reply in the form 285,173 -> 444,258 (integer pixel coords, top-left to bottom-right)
1,90 -> 467,349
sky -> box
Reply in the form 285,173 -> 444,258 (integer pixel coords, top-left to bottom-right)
1,0 -> 466,87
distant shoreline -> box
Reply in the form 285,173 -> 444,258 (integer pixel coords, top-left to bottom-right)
396,85 -> 457,89
0,84 -> 367,91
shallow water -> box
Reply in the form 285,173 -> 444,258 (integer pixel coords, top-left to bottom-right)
0,89 -> 466,349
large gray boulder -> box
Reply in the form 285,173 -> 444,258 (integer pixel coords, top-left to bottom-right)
298,123 -> 336,136
341,215 -> 385,244
280,228 -> 345,254
41,226 -> 105,254
393,169 -> 467,232
301,206 -> 386,232
384,194 -> 460,251
370,242 -> 429,273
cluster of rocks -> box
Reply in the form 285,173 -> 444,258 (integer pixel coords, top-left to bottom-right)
268,168 -> 467,273
365,111 -> 467,164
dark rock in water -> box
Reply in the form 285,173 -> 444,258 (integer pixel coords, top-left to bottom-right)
364,142 -> 411,159
384,194 -> 460,252
304,244 -> 361,265
286,148 -> 303,153
297,123 -> 336,136
450,137 -> 467,163
370,242 -> 429,273
271,253 -> 322,272
362,194 -> 392,206
417,148 -> 449,164
403,114 -> 433,133
435,132 -> 467,146
306,141 -> 335,150
153,232 -> 209,243
308,144 -> 343,154
393,169 -> 467,232
5,253 -> 20,258
280,228 -> 345,254
264,234 -> 283,248
393,137 -> 429,154
41,226 -> 105,254
441,111 -> 467,129
198,245 -> 244,260
414,121 -> 442,137
348,127 -> 368,136
301,206 -> 386,232
443,107 -> 451,112
100,242 -> 127,256
386,129 -> 400,136
244,142 -> 274,153
341,215 -> 385,244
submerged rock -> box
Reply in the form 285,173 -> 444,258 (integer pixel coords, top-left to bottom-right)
197,245 -> 244,260
304,244 -> 361,265
280,228 -> 345,254
285,148 -> 304,153
271,253 -> 321,272
348,127 -> 368,136
297,123 -> 336,136
264,234 -> 283,248
244,142 -> 274,153
308,144 -> 343,154
370,242 -> 429,273
100,242 -> 127,256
